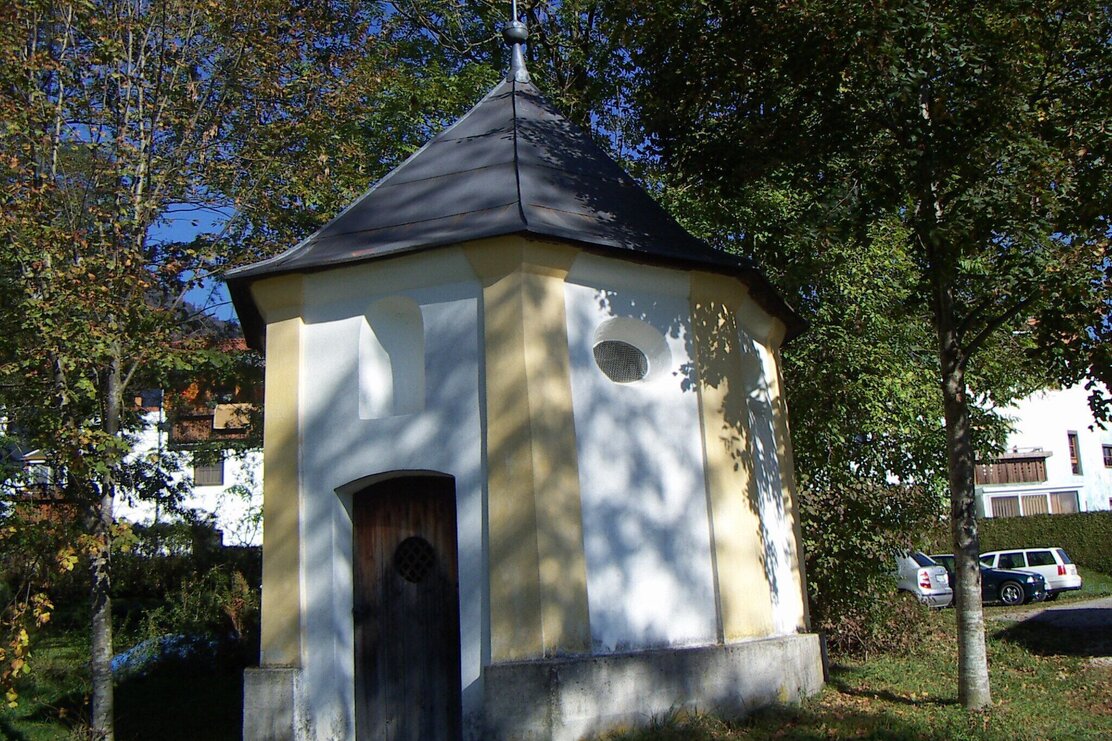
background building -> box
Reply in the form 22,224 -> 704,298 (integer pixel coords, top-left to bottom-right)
116,389 -> 262,547
975,382 -> 1112,518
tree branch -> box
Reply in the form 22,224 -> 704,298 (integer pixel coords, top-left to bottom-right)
961,291 -> 1039,362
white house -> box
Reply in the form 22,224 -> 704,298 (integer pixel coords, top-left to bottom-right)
976,382 -> 1112,518
116,398 -> 262,547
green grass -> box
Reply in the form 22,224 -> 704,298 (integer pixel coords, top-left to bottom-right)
598,590 -> 1112,740
0,630 -> 243,741
0,632 -> 89,741
1064,565 -> 1112,600
4,574 -> 1109,740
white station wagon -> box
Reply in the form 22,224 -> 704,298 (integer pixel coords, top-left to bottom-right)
979,548 -> 1082,600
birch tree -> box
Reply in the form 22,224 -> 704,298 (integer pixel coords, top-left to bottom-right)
0,1 -> 415,735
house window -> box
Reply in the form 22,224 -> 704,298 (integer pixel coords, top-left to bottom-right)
990,491 -> 1079,517
1103,445 -> 1112,468
1050,491 -> 1079,514
1067,431 -> 1081,474
1021,494 -> 1049,515
193,455 -> 224,486
990,496 -> 1020,518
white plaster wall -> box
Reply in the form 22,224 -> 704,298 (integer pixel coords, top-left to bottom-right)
742,335 -> 800,635
187,453 -> 262,546
564,255 -> 718,653
979,381 -> 1112,514
297,249 -> 486,740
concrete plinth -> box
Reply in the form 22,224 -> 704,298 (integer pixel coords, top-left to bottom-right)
243,666 -> 304,740
482,633 -> 824,741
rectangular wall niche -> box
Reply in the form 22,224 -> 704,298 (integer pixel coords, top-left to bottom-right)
359,296 -> 426,419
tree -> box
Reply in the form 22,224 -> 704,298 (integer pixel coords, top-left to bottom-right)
623,0 -> 1110,708
0,1 -> 419,735
0,2 -> 559,733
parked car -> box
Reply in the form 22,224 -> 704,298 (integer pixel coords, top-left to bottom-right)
979,548 -> 1082,600
896,551 -> 952,607
929,554 -> 1048,606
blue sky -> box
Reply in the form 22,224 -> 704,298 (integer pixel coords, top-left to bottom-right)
149,206 -> 237,323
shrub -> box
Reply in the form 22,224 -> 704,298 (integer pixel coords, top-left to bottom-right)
927,511 -> 1112,573
138,566 -> 259,645
799,478 -> 944,657
45,521 -> 262,664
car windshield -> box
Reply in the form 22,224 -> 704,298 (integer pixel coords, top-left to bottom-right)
1055,548 -> 1073,564
911,553 -> 937,567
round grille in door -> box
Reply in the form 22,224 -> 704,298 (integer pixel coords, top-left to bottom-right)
394,536 -> 437,583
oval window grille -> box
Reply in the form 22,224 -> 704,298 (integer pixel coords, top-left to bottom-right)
593,340 -> 649,383
394,536 -> 436,583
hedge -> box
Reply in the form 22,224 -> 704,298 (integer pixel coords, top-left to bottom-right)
928,511 -> 1112,575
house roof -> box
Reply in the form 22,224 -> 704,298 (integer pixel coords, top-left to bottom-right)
227,76 -> 804,349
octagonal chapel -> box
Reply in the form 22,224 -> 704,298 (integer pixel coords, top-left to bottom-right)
228,19 -> 822,741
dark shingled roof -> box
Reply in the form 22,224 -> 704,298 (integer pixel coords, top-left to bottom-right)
227,78 -> 803,348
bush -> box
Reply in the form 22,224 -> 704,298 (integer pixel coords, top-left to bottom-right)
137,566 -> 259,646
43,521 -> 262,664
929,511 -> 1112,573
799,478 -> 944,657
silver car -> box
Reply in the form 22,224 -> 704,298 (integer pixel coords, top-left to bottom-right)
896,551 -> 953,608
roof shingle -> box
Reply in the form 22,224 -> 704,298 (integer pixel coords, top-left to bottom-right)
227,78 -> 802,347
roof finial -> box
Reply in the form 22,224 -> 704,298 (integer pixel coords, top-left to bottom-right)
502,1 -> 530,83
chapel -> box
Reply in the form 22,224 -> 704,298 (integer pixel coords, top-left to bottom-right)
228,16 -> 822,741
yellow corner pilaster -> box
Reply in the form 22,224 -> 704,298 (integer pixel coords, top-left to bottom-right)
465,239 -> 591,660
252,275 -> 304,666
690,273 -> 775,641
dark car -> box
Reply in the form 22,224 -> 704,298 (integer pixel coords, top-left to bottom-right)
929,554 -> 1047,606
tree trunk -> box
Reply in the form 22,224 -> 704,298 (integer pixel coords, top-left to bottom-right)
936,288 -> 992,709
90,354 -> 121,740
90,489 -> 115,740
916,67 -> 992,707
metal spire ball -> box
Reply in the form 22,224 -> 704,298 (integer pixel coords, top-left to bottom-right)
502,4 -> 530,83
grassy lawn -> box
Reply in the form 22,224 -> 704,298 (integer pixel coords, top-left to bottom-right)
600,575 -> 1112,741
0,633 -> 89,741
599,626 -> 1111,741
0,630 -> 243,741
2,573 -> 1109,740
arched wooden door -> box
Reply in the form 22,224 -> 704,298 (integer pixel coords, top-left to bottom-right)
353,474 -> 462,740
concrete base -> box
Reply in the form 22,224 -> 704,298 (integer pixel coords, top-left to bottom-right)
244,666 -> 304,741
482,633 -> 823,741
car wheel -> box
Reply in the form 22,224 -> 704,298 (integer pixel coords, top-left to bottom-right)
1044,592 -> 1059,602
999,581 -> 1025,606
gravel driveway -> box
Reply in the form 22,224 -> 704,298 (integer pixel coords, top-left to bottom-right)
1018,596 -> 1112,630
990,596 -> 1112,659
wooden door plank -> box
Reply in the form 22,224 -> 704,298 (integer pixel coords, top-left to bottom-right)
353,476 -> 462,741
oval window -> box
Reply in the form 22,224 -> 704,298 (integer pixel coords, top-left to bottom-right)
593,340 -> 649,384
